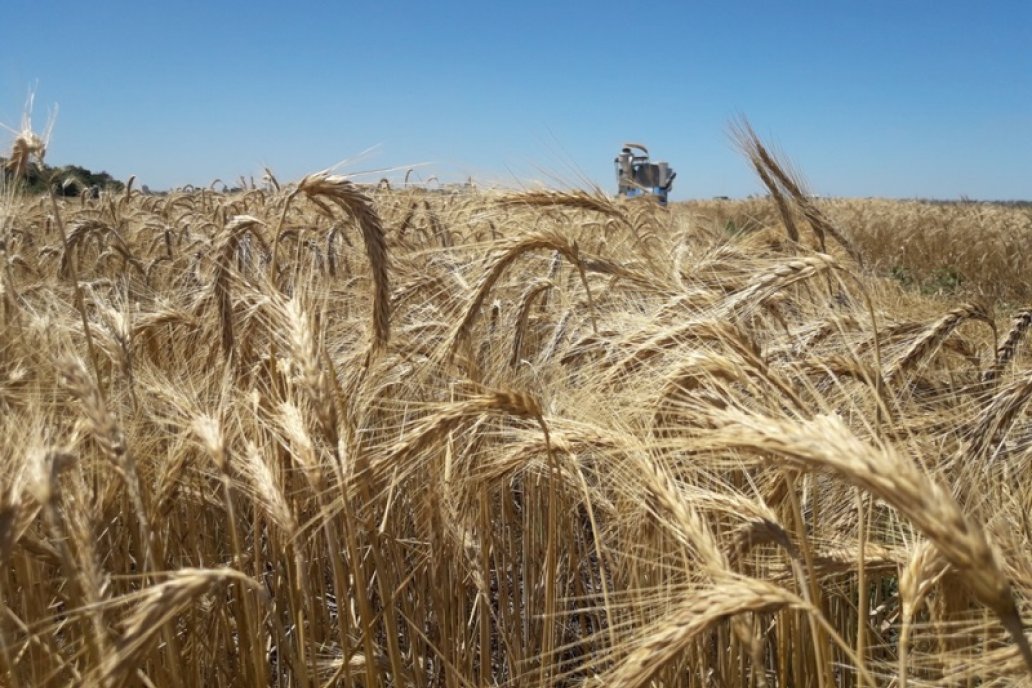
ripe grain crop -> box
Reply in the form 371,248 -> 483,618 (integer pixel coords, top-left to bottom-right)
4,126 -> 1032,687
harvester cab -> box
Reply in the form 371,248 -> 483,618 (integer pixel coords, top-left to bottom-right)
614,143 -> 675,206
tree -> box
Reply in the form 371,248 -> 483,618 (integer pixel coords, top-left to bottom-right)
0,156 -> 125,195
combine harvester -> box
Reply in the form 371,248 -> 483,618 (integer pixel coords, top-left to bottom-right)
614,143 -> 676,205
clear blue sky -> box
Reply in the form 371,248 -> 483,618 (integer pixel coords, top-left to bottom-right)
2,1 -> 1029,199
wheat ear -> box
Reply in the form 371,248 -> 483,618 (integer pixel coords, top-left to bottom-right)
449,231 -> 596,357
732,119 -> 862,265
298,172 -> 390,350
509,278 -> 554,367
885,303 -> 993,384
601,578 -> 809,688
703,408 -> 1032,673
498,189 -> 633,231
983,307 -> 1032,385
722,253 -> 842,316
968,370 -> 1032,461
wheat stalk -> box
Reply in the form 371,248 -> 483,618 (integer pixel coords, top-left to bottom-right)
509,277 -> 553,367
968,370 -> 1032,461
885,302 -> 993,384
983,307 -> 1032,385
702,408 -> 1032,673
732,119 -> 863,265
498,189 -> 633,230
298,172 -> 390,351
448,231 -> 597,357
600,578 -> 810,688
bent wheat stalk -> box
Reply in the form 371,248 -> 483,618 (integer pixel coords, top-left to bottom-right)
884,303 -> 993,384
448,231 -> 597,358
701,408 -> 1032,675
600,576 -> 875,688
721,253 -> 843,317
967,370 -> 1032,461
497,189 -> 633,232
298,172 -> 390,350
209,215 -> 265,358
983,307 -> 1032,385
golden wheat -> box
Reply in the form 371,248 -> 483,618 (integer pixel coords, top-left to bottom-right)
3,128 -> 1032,687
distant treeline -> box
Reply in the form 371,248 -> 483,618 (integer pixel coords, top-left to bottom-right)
744,194 -> 1031,208
1,157 -> 125,196
920,198 -> 1032,209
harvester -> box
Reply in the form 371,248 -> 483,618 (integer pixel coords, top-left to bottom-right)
614,143 -> 675,205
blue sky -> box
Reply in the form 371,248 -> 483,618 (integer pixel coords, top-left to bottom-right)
2,1 -> 1029,199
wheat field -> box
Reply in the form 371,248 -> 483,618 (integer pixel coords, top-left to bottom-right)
3,129 -> 1032,687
